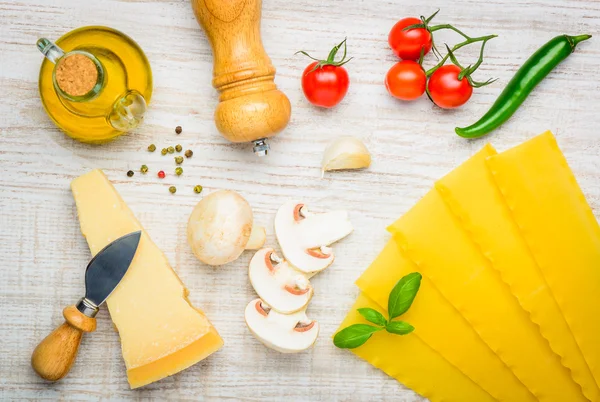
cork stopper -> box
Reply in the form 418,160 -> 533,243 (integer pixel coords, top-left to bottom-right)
55,54 -> 98,97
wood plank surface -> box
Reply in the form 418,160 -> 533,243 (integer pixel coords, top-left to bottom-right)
0,0 -> 599,400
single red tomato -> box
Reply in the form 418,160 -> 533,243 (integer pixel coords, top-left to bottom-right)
388,17 -> 432,60
427,65 -> 473,109
385,61 -> 426,100
299,39 -> 351,108
302,62 -> 349,108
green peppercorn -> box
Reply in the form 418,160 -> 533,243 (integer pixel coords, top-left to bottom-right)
167,146 -> 175,154
175,156 -> 184,165
194,185 -> 203,194
185,149 -> 193,158
161,148 -> 168,155
169,186 -> 177,194
175,126 -> 182,134
175,144 -> 182,152
127,170 -> 134,177
140,165 -> 148,174
175,167 -> 183,176
148,144 -> 156,152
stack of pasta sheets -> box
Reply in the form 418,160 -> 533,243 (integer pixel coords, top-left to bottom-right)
338,131 -> 600,402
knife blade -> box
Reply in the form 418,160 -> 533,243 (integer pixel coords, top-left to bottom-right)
32,230 -> 142,382
77,230 -> 142,316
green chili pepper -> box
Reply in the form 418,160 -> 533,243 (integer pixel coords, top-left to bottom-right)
455,34 -> 591,139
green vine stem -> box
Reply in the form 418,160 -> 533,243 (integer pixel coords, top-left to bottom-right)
403,10 -> 497,86
425,34 -> 497,77
296,38 -> 353,74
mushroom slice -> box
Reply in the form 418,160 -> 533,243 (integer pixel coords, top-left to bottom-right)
244,298 -> 319,353
187,190 -> 266,266
249,248 -> 313,314
275,201 -> 353,276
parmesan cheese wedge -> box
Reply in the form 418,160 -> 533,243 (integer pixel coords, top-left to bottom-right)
487,131 -> 600,392
436,141 -> 600,401
71,169 -> 224,388
338,293 -> 496,402
357,239 -> 536,402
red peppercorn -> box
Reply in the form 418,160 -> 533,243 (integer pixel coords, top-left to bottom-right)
158,170 -> 165,179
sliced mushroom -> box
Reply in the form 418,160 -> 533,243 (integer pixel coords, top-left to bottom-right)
187,190 -> 266,266
249,248 -> 313,314
274,201 -> 353,276
244,298 -> 319,353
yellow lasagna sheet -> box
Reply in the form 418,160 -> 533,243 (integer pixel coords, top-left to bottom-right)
357,239 -> 535,401
486,131 -> 600,392
337,293 -> 495,402
436,142 -> 600,401
387,153 -> 586,401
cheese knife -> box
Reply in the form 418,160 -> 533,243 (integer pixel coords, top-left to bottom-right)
31,230 -> 142,382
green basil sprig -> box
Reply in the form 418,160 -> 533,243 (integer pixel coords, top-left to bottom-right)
357,308 -> 387,326
388,272 -> 422,319
334,272 -> 422,349
332,324 -> 383,349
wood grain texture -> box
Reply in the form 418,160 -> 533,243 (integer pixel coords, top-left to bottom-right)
191,0 -> 292,143
31,306 -> 97,382
0,0 -> 599,400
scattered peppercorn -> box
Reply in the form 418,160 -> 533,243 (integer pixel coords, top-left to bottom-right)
148,144 -> 156,152
167,146 -> 175,154
194,185 -> 203,194
127,170 -> 134,177
161,148 -> 168,155
175,167 -> 183,176
169,186 -> 177,194
185,149 -> 193,158
158,170 -> 165,179
175,126 -> 182,134
140,165 -> 148,174
175,144 -> 182,152
175,156 -> 184,165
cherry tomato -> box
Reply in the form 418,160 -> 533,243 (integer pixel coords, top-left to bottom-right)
302,62 -> 349,108
385,61 -> 426,101
427,65 -> 473,109
389,18 -> 432,60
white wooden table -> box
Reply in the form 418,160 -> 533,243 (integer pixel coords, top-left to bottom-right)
1,0 -> 599,400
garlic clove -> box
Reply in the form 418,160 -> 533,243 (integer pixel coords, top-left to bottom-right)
321,136 -> 371,175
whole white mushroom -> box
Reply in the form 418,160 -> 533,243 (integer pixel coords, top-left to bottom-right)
187,190 -> 266,266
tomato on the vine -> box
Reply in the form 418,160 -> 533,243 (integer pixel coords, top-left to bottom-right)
385,61 -> 426,100
298,39 -> 352,108
427,65 -> 473,109
388,17 -> 432,60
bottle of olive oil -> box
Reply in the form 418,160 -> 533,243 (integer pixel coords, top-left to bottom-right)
37,26 -> 153,143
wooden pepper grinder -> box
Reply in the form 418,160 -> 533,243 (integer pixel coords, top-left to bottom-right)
191,0 -> 291,155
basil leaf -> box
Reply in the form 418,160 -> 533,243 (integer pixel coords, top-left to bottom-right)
357,308 -> 387,327
388,272 -> 422,319
386,320 -> 415,335
333,324 -> 383,349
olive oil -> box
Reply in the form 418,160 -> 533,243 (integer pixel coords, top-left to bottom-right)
38,26 -> 152,143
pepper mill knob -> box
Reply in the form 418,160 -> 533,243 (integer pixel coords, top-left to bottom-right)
191,0 -> 291,152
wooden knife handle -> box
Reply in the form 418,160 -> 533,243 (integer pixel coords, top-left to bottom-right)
31,306 -> 96,381
190,0 -> 291,143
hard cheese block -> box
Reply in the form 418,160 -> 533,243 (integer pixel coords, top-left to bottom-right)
357,239 -> 535,401
338,293 -> 495,402
436,141 -> 600,401
487,131 -> 600,392
71,169 -> 224,388
388,154 -> 586,401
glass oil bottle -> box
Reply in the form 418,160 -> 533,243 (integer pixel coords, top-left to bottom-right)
37,26 -> 153,143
